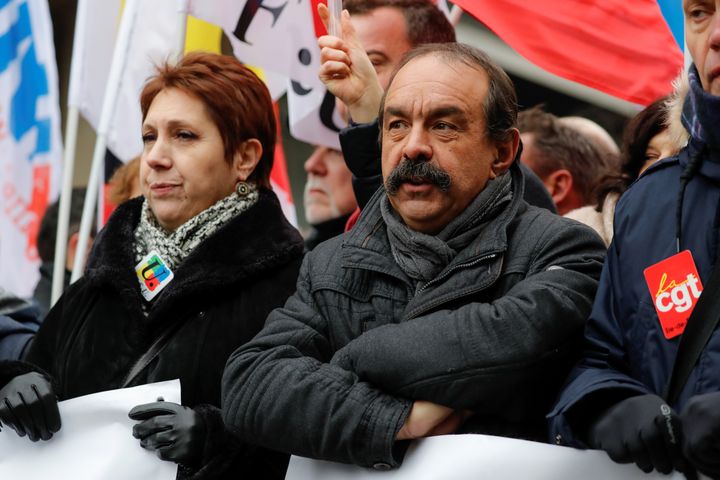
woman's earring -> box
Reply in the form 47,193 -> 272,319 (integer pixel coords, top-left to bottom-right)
236,181 -> 251,197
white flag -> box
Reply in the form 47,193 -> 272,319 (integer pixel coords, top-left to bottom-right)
69,0 -> 184,163
0,0 -> 63,298
189,1 -> 342,149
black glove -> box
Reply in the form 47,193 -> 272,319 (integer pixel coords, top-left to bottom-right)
587,394 -> 688,475
0,371 -> 61,441
129,401 -> 206,466
681,392 -> 720,478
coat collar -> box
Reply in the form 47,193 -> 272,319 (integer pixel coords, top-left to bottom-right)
85,189 -> 304,323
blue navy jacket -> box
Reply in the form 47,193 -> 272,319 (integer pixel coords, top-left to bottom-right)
549,137 -> 720,446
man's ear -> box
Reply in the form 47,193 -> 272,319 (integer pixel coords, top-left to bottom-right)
543,169 -> 574,206
233,139 -> 263,182
489,128 -> 520,179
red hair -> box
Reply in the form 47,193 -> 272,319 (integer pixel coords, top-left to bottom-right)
140,52 -> 275,188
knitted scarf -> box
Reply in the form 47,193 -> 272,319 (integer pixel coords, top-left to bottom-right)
134,184 -> 259,272
382,171 -> 512,287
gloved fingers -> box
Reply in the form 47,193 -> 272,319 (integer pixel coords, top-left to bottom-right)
155,442 -> 182,463
626,439 -> 654,474
599,438 -> 633,466
655,413 -> 690,474
31,380 -> 61,435
132,414 -> 174,440
128,401 -> 179,421
640,429 -> 673,474
0,397 -> 27,437
14,392 -> 42,442
138,428 -> 176,450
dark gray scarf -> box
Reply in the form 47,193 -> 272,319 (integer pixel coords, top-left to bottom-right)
382,171 -> 512,287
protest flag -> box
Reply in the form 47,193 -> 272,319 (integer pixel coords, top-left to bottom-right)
0,0 -> 63,297
449,0 -> 684,106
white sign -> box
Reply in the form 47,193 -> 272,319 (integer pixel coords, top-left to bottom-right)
286,434 -> 701,480
0,379 -> 180,480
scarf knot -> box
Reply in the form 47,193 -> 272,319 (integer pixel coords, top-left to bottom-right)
382,172 -> 512,287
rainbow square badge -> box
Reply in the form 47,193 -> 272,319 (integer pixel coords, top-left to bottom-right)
135,251 -> 174,301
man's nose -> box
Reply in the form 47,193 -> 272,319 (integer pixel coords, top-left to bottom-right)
401,126 -> 433,162
304,147 -> 328,175
711,10 -> 720,49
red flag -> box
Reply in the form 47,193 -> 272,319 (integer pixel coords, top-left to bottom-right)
451,0 -> 683,106
271,103 -> 297,225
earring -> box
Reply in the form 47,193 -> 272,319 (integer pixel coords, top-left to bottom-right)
236,181 -> 251,197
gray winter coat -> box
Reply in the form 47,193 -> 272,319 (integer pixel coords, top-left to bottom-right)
221,162 -> 605,469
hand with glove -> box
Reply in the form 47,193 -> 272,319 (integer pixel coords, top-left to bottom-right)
681,392 -> 720,478
129,401 -> 206,466
587,394 -> 689,475
0,371 -> 61,442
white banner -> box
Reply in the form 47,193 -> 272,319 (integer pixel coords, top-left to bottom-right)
286,434 -> 701,480
0,379 -> 180,480
0,0 -> 62,298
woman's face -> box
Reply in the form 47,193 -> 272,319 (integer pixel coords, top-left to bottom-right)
140,88 -> 237,231
640,128 -> 676,175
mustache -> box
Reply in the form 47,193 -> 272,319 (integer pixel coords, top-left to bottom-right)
385,156 -> 452,195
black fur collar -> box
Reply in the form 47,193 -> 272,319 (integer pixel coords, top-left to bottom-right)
84,189 -> 304,324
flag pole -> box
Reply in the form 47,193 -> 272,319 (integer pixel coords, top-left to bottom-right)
177,0 -> 189,58
449,5 -> 463,27
50,106 -> 79,304
51,0 -> 92,305
71,0 -> 141,282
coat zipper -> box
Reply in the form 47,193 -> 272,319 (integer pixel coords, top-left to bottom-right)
406,252 -> 503,320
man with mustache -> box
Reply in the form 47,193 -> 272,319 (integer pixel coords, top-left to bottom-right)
221,43 -> 605,469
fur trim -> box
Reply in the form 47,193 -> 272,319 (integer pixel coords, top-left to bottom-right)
665,70 -> 691,150
83,190 -> 304,329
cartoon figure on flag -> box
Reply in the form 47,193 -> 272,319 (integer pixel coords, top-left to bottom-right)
0,0 -> 62,298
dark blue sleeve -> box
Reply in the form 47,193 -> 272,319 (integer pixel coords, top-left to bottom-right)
339,120 -> 383,209
0,304 -> 42,361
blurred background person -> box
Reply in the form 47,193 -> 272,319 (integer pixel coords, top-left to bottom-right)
567,95 -> 687,246
0,52 -> 303,479
320,0 -> 556,227
32,187 -> 94,318
107,155 -> 141,206
303,146 -> 357,250
518,106 -> 611,215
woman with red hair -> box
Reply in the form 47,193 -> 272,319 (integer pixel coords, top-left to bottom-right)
0,53 -> 303,479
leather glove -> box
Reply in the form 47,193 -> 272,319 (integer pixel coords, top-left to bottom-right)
129,401 -> 206,466
587,394 -> 688,475
0,371 -> 61,442
681,392 -> 720,478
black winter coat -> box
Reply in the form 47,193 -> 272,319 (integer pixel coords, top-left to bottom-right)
19,190 -> 304,479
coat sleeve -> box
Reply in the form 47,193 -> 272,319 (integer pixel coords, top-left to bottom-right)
0,304 -> 42,361
221,254 -> 412,469
547,236 -> 652,447
339,120 -> 383,209
329,219 -> 605,415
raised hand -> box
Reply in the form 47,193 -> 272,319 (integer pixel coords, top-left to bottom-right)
317,3 -> 384,123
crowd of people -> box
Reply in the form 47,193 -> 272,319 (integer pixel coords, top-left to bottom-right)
0,0 -> 718,479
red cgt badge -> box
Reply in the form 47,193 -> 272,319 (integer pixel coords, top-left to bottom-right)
644,250 -> 703,339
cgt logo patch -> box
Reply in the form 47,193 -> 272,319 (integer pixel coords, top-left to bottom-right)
135,251 -> 174,301
644,250 -> 703,339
